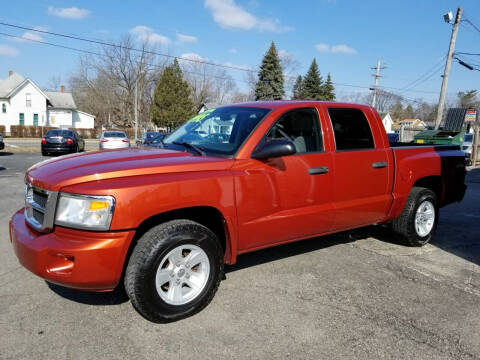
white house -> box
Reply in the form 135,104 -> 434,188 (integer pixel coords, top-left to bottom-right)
0,71 -> 96,135
0,71 -> 48,133
381,113 -> 394,133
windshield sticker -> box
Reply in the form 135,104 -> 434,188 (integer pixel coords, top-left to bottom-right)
188,108 -> 215,123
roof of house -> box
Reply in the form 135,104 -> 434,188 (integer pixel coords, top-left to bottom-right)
45,91 -> 77,109
0,72 -> 25,97
397,118 -> 424,124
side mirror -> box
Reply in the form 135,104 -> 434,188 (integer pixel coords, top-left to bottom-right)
252,139 -> 296,160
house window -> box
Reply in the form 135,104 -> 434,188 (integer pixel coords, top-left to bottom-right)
26,93 -> 31,107
19,113 -> 25,125
33,113 -> 39,126
2,103 -> 5,113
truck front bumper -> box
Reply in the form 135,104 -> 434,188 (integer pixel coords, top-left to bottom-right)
9,209 -> 135,291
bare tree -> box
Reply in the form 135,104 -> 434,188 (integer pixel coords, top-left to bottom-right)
45,75 -> 63,91
278,50 -> 300,98
70,36 -> 166,130
181,60 -> 237,110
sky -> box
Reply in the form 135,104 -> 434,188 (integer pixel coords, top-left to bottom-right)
1,0 -> 480,104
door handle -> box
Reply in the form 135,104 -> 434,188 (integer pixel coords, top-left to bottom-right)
372,161 -> 387,169
308,166 -> 329,175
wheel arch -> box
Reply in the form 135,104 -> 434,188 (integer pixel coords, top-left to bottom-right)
412,175 -> 442,204
120,206 -> 234,285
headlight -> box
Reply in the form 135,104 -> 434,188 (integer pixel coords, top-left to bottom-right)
55,193 -> 115,231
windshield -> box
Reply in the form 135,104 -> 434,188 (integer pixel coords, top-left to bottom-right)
151,133 -> 168,144
103,131 -> 126,138
164,107 -> 270,156
46,130 -> 73,137
464,134 -> 473,142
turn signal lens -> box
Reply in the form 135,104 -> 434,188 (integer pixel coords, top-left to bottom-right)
89,201 -> 109,211
66,138 -> 73,145
41,138 -> 46,144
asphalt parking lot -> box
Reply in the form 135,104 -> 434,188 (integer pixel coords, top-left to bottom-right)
1,152 -> 479,359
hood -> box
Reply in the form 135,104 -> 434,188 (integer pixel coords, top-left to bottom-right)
26,148 -> 234,191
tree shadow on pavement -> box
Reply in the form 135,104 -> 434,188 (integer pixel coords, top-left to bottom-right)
46,282 -> 129,305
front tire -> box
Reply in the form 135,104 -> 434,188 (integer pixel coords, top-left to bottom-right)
391,187 -> 438,246
125,219 -> 224,323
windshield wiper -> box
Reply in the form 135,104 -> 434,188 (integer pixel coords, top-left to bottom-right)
172,141 -> 206,156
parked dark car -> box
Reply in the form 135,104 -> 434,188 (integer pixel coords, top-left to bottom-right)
41,129 -> 85,156
147,133 -> 171,147
0,133 -> 4,151
136,131 -> 161,146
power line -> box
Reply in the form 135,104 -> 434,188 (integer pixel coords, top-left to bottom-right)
0,31 -> 240,83
462,18 -> 480,34
396,55 -> 446,93
0,21 -> 258,73
455,51 -> 480,56
0,24 -> 442,104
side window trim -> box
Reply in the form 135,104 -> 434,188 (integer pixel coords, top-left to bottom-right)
260,107 -> 325,155
327,107 -> 376,152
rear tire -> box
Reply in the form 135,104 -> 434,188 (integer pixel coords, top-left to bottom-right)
391,187 -> 438,246
125,219 -> 224,323
42,150 -> 48,156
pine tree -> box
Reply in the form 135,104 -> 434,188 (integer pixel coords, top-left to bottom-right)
151,59 -> 195,131
254,42 -> 285,100
322,73 -> 335,101
302,58 -> 323,100
292,75 -> 304,99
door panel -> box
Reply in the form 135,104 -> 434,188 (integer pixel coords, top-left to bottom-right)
326,106 -> 392,230
332,149 -> 391,229
234,153 -> 334,251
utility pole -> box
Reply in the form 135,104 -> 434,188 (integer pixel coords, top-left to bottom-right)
370,59 -> 386,109
134,78 -> 138,143
435,7 -> 462,130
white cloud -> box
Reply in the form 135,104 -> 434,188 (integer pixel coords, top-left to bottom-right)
12,27 -> 45,43
315,43 -> 330,53
0,45 -> 19,56
130,26 -> 170,46
178,53 -> 251,71
177,33 -> 198,43
315,43 -> 357,54
47,6 -> 90,19
331,44 -> 357,54
180,52 -> 208,63
204,0 -> 293,32
229,48 -> 237,54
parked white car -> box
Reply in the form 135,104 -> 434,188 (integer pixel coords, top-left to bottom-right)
99,131 -> 130,150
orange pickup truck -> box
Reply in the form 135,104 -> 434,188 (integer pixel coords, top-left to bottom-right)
10,101 -> 466,322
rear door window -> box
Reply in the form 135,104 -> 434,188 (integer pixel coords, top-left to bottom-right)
328,108 -> 375,151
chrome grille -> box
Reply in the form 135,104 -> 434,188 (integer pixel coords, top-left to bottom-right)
33,189 -> 48,208
25,183 -> 58,233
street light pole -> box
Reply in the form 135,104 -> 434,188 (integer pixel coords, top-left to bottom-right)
435,7 -> 462,130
